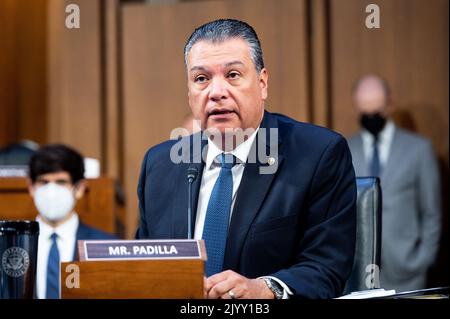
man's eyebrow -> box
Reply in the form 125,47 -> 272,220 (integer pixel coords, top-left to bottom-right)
189,65 -> 209,73
55,178 -> 71,183
189,61 -> 245,73
224,60 -> 245,68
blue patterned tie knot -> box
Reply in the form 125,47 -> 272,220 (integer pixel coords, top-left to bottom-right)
218,153 -> 236,169
202,153 -> 236,277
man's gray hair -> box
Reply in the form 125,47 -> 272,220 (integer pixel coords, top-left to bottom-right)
184,19 -> 265,72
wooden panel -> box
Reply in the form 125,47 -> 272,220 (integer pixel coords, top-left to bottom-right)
104,0 -> 122,180
310,0 -> 331,127
74,177 -> 117,233
121,0 -> 309,238
16,0 -> 48,144
47,0 -> 103,160
0,0 -> 19,146
0,177 -> 117,234
0,0 -> 47,146
329,0 -> 448,162
61,259 -> 204,298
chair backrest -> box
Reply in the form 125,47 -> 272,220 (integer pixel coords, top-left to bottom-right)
0,141 -> 37,166
343,177 -> 382,294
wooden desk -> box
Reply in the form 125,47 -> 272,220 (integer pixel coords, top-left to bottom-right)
0,177 -> 119,234
61,259 -> 205,299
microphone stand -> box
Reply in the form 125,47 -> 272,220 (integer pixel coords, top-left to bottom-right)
187,167 -> 198,239
188,177 -> 194,239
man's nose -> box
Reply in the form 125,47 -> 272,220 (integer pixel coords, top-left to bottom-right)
208,77 -> 229,102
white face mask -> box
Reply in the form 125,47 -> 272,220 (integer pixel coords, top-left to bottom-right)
33,183 -> 76,221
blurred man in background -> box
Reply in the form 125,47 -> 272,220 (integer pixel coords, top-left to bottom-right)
28,144 -> 116,299
347,74 -> 441,292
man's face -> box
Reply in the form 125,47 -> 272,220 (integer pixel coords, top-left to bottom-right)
28,171 -> 84,200
33,171 -> 73,188
353,78 -> 389,115
186,38 -> 268,135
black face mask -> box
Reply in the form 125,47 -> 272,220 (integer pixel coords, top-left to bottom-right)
360,113 -> 387,137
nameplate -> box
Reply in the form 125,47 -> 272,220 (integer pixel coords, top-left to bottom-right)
78,239 -> 206,261
0,166 -> 28,177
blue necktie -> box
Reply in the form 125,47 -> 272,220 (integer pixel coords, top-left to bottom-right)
370,139 -> 380,177
202,153 -> 235,277
46,233 -> 60,299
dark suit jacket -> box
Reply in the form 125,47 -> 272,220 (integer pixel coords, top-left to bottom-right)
136,111 -> 357,298
73,222 -> 117,260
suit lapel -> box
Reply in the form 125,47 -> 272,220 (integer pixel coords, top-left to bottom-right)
171,133 -> 206,238
380,127 -> 403,181
352,134 -> 368,176
223,112 -> 284,270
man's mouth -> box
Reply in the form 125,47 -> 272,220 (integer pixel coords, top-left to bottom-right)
208,108 -> 236,117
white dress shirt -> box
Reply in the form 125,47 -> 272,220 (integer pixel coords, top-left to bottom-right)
193,128 -> 259,239
361,120 -> 395,171
36,212 -> 79,299
194,127 -> 293,298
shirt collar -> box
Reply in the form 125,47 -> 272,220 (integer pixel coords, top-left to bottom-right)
205,126 -> 260,170
36,212 -> 79,242
361,120 -> 395,144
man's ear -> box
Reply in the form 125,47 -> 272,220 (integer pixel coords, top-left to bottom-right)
259,68 -> 268,100
27,178 -> 35,197
74,180 -> 86,200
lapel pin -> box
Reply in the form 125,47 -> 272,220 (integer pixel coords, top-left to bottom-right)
267,157 -> 276,166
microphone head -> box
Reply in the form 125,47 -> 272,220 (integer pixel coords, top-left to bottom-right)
187,167 -> 198,182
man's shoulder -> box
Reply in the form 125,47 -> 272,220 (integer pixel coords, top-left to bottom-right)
143,139 -> 179,159
142,133 -> 205,168
395,126 -> 432,148
270,112 -> 345,145
346,131 -> 362,142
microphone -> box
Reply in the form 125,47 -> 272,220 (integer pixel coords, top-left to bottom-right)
187,167 -> 198,239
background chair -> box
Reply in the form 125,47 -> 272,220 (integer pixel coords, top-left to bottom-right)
0,140 -> 38,166
343,177 -> 382,294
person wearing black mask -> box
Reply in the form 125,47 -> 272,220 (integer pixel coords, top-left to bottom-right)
347,74 -> 441,293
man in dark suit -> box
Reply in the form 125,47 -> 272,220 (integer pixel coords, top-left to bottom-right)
27,144 -> 116,299
136,19 -> 356,299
